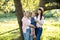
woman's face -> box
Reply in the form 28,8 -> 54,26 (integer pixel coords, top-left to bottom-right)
37,10 -> 41,15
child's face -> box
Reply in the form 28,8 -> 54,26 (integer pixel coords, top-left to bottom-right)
32,12 -> 35,17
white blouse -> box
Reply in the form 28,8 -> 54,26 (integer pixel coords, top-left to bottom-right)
34,15 -> 44,27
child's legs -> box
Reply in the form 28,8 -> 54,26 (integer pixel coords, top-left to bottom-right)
33,30 -> 36,38
30,31 -> 34,36
30,28 -> 35,40
31,28 -> 35,36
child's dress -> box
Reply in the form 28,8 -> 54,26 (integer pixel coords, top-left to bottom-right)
30,17 -> 36,38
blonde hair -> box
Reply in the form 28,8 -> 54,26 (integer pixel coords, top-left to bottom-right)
23,10 -> 30,16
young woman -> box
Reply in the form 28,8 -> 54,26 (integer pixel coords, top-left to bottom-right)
35,7 -> 44,40
22,10 -> 35,40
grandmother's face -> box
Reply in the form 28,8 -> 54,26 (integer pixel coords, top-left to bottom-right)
25,11 -> 30,17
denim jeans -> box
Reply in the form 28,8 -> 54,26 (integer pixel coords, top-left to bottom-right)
23,28 -> 33,40
35,27 -> 43,40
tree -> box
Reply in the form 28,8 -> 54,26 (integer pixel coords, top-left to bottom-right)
14,0 -> 24,40
39,0 -> 60,11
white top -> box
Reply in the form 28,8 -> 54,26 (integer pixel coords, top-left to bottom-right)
22,16 -> 31,33
34,15 -> 44,27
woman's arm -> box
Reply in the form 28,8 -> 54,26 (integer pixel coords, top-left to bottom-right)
35,16 -> 44,25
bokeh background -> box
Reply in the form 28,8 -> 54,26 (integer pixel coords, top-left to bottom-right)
0,0 -> 60,40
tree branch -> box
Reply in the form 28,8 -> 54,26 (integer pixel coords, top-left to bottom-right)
44,5 -> 60,11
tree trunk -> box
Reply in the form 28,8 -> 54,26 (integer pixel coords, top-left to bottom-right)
14,0 -> 24,40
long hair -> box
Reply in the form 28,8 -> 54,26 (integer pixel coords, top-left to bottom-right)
35,9 -> 43,20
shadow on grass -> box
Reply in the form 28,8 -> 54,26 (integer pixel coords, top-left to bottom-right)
12,36 -> 36,40
12,36 -> 22,40
0,28 -> 19,35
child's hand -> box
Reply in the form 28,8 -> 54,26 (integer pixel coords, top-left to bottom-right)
29,24 -> 36,28
32,26 -> 36,28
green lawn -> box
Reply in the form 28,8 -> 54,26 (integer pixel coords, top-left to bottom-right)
41,18 -> 60,40
0,16 -> 60,40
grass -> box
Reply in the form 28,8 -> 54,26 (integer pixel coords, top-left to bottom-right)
0,14 -> 60,40
0,15 -> 20,40
41,19 -> 60,40
0,18 -> 19,33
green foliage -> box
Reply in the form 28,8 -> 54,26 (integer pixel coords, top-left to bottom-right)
0,0 -> 39,13
44,9 -> 60,18
45,2 -> 58,7
44,10 -> 53,18
0,0 -> 15,13
21,0 -> 39,11
0,13 -> 16,18
41,18 -> 60,40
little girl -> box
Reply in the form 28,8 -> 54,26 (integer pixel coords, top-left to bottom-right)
30,12 -> 36,38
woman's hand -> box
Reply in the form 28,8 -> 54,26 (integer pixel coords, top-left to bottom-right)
35,19 -> 43,25
35,19 -> 39,22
